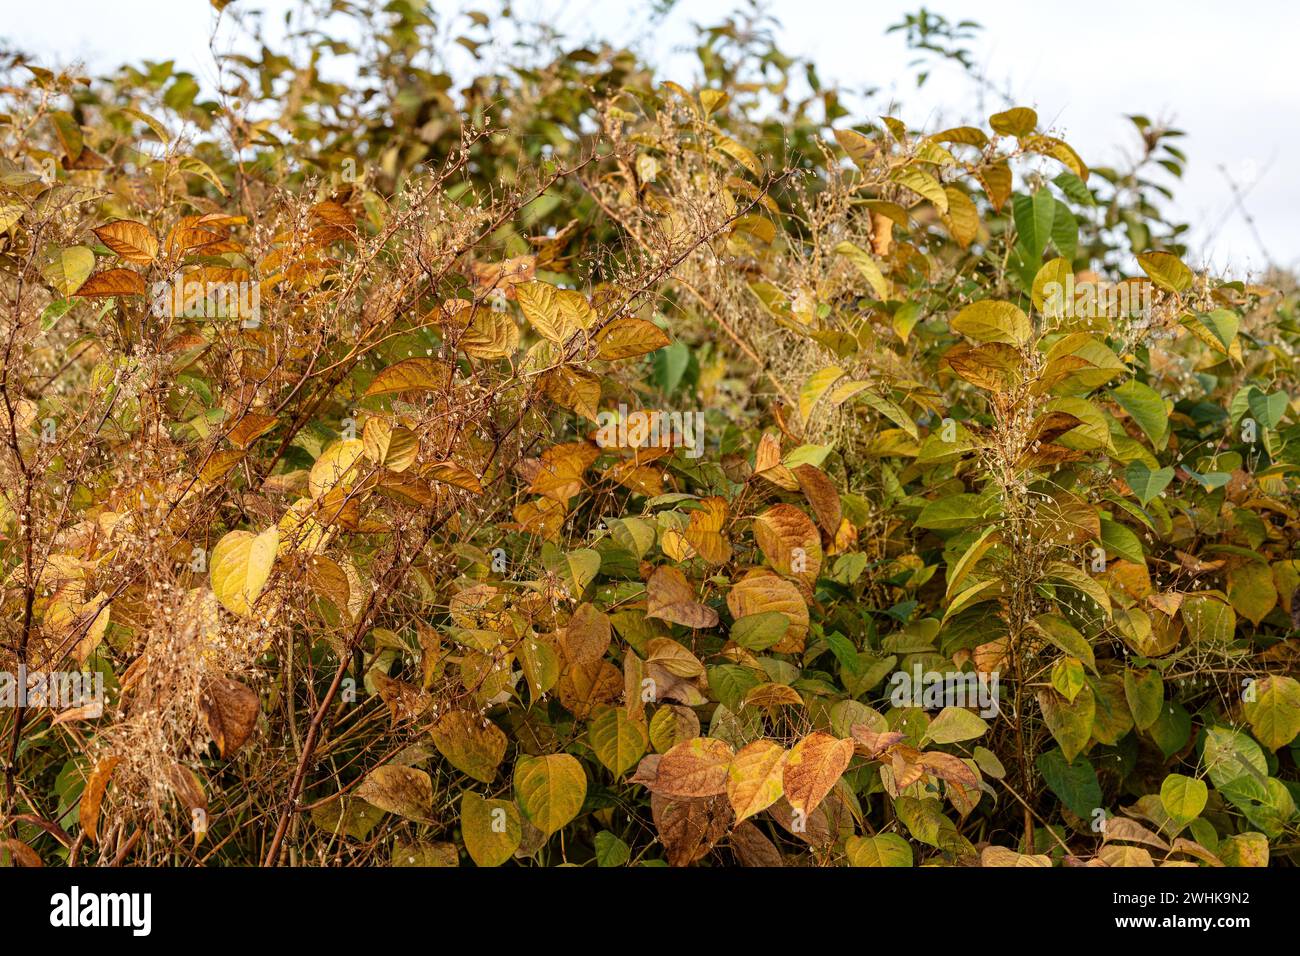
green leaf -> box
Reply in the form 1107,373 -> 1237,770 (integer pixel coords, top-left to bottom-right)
1036,748 -> 1101,820
1202,727 -> 1267,791
922,706 -> 989,745
1125,461 -> 1174,505
1183,309 -> 1238,354
1182,594 -> 1236,645
460,792 -> 522,866
1149,700 -> 1192,759
1051,657 -> 1086,702
1013,190 -> 1055,262
41,246 -> 95,297
513,753 -> 587,836
1037,686 -> 1094,762
1053,171 -> 1094,206
1100,518 -> 1145,565
1111,379 -> 1168,448
731,611 -> 789,651
1050,199 -> 1077,261
1181,466 -> 1231,491
915,493 -> 991,531
1123,668 -> 1163,731
588,707 -> 648,777
1247,390 -> 1289,430
1159,774 -> 1208,829
950,300 -> 1031,346
1032,614 -> 1096,673
834,241 -> 891,300
845,832 -> 913,867
594,830 -> 631,867
1088,673 -> 1134,745
1243,676 -> 1300,751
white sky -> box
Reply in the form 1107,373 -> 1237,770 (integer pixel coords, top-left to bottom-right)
5,0 -> 1297,276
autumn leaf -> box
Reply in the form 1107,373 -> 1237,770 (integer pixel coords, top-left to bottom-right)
210,526 -> 278,617
783,732 -> 852,815
93,219 -> 158,264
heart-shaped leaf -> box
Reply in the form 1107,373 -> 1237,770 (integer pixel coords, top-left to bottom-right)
1125,461 -> 1174,504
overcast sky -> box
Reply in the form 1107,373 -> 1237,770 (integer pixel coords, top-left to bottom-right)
6,0 -> 1297,276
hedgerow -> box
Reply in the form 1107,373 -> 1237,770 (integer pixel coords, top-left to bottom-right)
0,3 -> 1296,867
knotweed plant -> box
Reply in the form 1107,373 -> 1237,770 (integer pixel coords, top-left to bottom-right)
0,3 -> 1295,869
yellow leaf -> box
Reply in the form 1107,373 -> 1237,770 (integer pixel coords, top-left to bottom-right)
364,358 -> 450,398
595,317 -> 669,360
799,366 -> 845,424
42,246 -> 95,296
941,187 -> 979,248
989,106 -> 1038,137
684,496 -> 731,564
1137,251 -> 1193,294
516,281 -> 593,343
783,732 -> 853,815
891,166 -> 948,213
210,526 -> 279,617
951,300 -> 1031,346
309,439 -> 366,498
833,127 -> 878,168
425,460 -> 483,494
458,305 -> 520,359
714,135 -> 761,176
726,739 -> 788,823
834,241 -> 891,300
363,418 -> 418,472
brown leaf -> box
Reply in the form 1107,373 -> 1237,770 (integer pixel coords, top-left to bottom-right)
645,566 -> 718,629
556,658 -> 621,719
355,765 -> 434,823
200,675 -> 260,758
595,317 -> 670,360
93,219 -> 158,264
729,821 -> 784,866
651,792 -> 732,866
753,504 -> 822,586
684,496 -> 731,564
752,431 -> 798,490
918,751 -> 980,790
226,411 -> 278,450
942,342 -> 1023,392
430,710 -> 507,782
783,732 -> 853,815
73,268 -> 146,298
654,737 -> 735,798
644,637 -> 705,678
1,840 -> 42,867
793,464 -> 841,535
424,461 -> 483,494
850,724 -> 904,758
560,602 -> 611,665
79,756 -> 119,843
726,569 -> 809,653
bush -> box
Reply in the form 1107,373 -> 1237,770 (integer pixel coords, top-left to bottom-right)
0,3 -> 1296,867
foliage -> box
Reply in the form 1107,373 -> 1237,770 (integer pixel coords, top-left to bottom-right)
0,1 -> 1296,868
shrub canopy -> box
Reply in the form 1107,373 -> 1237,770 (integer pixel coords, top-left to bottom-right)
0,2 -> 1296,868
